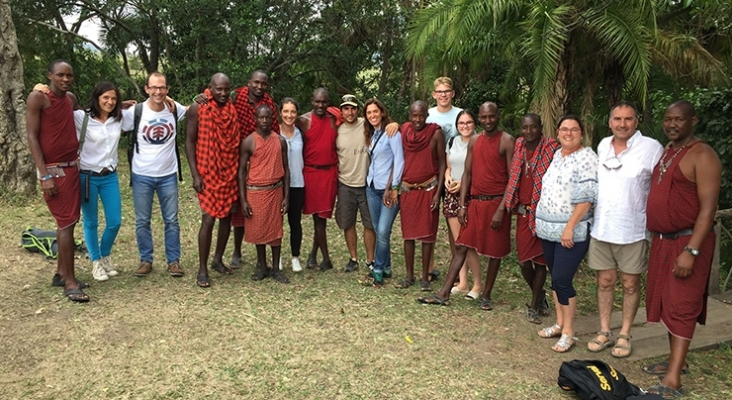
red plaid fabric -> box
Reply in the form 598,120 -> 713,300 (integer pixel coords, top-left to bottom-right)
195,88 -> 240,218
233,86 -> 280,139
505,136 -> 559,234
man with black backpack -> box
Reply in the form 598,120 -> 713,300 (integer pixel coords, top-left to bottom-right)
124,72 -> 187,278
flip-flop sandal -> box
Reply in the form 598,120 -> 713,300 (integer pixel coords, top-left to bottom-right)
269,270 -> 290,284
428,270 -> 440,282
64,288 -> 90,303
420,280 -> 431,292
479,297 -> 493,311
52,274 -> 89,289
646,383 -> 684,399
587,331 -> 614,353
394,279 -> 415,289
251,268 -> 269,281
211,261 -> 232,275
611,334 -> 632,358
196,274 -> 210,288
526,305 -> 542,324
229,256 -> 242,269
306,256 -> 318,269
641,361 -> 690,375
417,294 -> 450,306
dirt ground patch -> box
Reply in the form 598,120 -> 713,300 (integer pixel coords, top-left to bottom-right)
1,163 -> 730,399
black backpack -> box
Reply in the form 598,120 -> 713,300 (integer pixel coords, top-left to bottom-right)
125,103 -> 183,186
558,360 -> 642,400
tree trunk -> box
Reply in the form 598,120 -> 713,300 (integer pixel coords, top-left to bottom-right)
0,1 -> 35,194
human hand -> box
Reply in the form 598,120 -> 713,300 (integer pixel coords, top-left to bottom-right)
192,176 -> 204,193
121,100 -> 137,109
40,177 -> 57,197
458,207 -> 467,226
281,198 -> 289,215
164,96 -> 176,113
194,93 -> 208,105
33,83 -> 50,94
430,193 -> 439,211
448,180 -> 461,194
674,251 -> 695,278
240,200 -> 252,218
490,207 -> 504,230
560,226 -> 574,248
385,122 -> 399,137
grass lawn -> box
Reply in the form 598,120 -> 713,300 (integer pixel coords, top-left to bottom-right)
1,154 -> 731,399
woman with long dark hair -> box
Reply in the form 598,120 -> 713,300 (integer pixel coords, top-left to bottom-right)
363,98 -> 404,287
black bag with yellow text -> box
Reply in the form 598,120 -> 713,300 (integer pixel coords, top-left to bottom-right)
558,360 -> 642,400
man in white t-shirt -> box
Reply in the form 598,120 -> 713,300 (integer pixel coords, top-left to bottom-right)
427,77 -> 463,146
124,72 -> 188,278
425,76 -> 463,281
586,101 -> 663,358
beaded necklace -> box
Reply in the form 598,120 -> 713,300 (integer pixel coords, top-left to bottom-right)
657,140 -> 692,184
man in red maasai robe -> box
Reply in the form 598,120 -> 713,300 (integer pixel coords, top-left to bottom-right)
296,88 -> 340,271
229,70 -> 280,268
642,101 -> 720,398
419,102 -> 514,309
400,101 -> 445,290
505,113 -> 559,322
185,73 -> 241,288
26,60 -> 87,303
239,105 -> 290,284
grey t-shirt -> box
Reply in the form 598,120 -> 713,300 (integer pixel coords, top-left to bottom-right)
427,106 -> 463,146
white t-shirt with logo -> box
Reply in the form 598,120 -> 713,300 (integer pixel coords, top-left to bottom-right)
427,106 -> 462,146
123,101 -> 187,177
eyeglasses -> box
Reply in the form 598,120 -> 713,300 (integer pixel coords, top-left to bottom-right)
433,90 -> 453,96
147,86 -> 168,92
558,127 -> 581,134
457,121 -> 475,126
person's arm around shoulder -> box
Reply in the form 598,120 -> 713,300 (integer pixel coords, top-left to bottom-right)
238,135 -> 255,218
26,91 -> 56,196
491,132 -> 515,230
385,121 -> 400,137
674,143 -> 721,278
295,113 -> 311,136
185,103 -> 203,193
433,128 -> 446,211
66,92 -> 80,110
457,135 -> 479,227
280,135 -> 290,215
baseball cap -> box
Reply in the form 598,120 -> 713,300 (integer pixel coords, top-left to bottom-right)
340,94 -> 359,108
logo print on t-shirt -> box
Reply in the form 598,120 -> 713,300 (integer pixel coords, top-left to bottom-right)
142,119 -> 175,145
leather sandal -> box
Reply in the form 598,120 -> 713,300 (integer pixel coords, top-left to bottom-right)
552,334 -> 577,353
587,331 -> 614,352
538,323 -> 562,338
611,334 -> 632,358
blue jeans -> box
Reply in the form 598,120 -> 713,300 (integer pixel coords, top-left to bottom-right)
80,172 -> 122,261
131,172 -> 180,264
366,185 -> 399,274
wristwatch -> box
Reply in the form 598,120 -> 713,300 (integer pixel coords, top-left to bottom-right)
684,246 -> 699,257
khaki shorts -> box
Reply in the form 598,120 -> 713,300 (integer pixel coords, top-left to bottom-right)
335,183 -> 373,230
588,238 -> 649,274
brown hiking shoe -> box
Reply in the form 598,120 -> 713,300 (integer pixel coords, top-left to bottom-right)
135,261 -> 153,277
167,261 -> 184,277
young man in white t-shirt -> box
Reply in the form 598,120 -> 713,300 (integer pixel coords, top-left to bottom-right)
424,76 -> 463,281
427,77 -> 463,146
123,72 -> 187,278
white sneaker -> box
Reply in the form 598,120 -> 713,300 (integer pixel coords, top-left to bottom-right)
92,260 -> 109,281
291,257 -> 302,272
279,257 -> 283,271
100,255 -> 119,277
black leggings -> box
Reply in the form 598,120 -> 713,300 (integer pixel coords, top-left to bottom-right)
287,187 -> 304,257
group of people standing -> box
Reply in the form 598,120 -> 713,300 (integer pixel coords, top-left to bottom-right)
28,60 -> 720,398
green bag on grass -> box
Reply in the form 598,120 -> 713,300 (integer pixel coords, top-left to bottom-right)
21,227 -> 84,259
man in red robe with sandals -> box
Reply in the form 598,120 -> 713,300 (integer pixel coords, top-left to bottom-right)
26,59 -> 87,303
419,102 -> 514,309
643,100 -> 721,399
296,88 -> 341,271
186,73 -> 240,288
399,101 -> 445,291
238,105 -> 290,284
